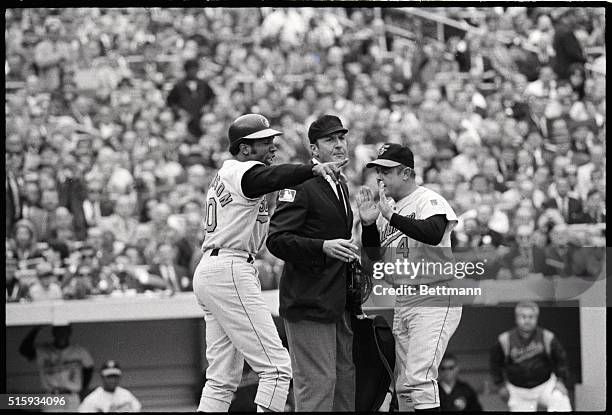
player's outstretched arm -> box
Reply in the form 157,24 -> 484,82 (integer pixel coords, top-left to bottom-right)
242,160 -> 348,199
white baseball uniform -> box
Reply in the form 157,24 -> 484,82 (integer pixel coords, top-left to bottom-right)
78,386 -> 142,412
376,186 -> 462,410
194,159 -> 291,412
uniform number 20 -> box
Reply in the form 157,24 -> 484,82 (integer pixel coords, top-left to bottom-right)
205,198 -> 217,232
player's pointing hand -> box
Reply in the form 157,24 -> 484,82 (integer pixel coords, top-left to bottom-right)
312,159 -> 348,183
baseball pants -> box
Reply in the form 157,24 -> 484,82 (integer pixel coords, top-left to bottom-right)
393,292 -> 462,411
193,251 -> 292,412
507,374 -> 572,412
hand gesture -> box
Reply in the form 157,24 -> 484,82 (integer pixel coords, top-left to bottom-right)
356,186 -> 380,226
322,239 -> 359,262
378,182 -> 393,220
312,159 -> 349,183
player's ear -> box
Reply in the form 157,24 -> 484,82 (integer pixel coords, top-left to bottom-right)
309,143 -> 319,158
239,142 -> 251,155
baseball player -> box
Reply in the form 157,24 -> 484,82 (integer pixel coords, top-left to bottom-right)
357,143 -> 462,412
193,113 -> 347,412
78,360 -> 142,412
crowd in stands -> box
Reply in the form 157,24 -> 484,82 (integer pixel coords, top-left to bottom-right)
5,7 -> 606,302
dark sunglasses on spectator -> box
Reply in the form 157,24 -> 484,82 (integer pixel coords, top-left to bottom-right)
440,364 -> 456,371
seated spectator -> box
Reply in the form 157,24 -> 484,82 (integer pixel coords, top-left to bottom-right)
542,175 -> 585,224
10,219 -> 45,270
28,262 -> 63,301
581,189 -> 605,224
541,224 -> 575,277
99,195 -> 140,246
62,264 -> 96,300
79,360 -> 142,412
148,241 -> 192,292
6,257 -> 29,302
439,353 -> 483,411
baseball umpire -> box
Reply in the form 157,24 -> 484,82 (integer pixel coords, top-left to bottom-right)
193,113 -> 347,412
357,143 -> 462,412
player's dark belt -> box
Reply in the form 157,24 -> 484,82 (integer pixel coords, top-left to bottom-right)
210,248 -> 254,264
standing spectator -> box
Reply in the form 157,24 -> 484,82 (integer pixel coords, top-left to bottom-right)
490,301 -> 572,411
439,353 -> 483,412
167,58 -> 216,138
19,325 -> 95,411
33,17 -> 73,92
79,360 -> 142,413
581,189 -> 605,224
28,262 -> 63,301
551,10 -> 586,81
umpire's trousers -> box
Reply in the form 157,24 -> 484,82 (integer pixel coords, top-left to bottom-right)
284,311 -> 356,412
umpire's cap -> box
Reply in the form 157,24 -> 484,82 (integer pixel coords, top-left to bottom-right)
308,114 -> 348,144
228,114 -> 282,147
366,143 -> 414,169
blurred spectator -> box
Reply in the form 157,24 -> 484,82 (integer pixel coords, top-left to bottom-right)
99,195 -> 139,246
6,133 -> 24,234
79,360 -> 142,412
542,175 -> 584,224
490,301 -> 572,411
28,262 -> 63,301
499,225 -> 547,278
19,325 -> 95,411
167,58 -> 216,138
439,353 -> 483,411
148,241 -> 192,292
33,17 -> 74,92
10,219 -> 45,268
6,257 -> 29,302
541,224 -> 575,277
581,189 -> 605,224
551,9 -> 586,80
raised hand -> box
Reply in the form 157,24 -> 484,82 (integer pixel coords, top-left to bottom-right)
312,159 -> 349,183
356,186 -> 380,226
378,182 -> 393,220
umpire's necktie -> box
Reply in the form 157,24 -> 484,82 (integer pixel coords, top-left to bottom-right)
336,182 -> 349,218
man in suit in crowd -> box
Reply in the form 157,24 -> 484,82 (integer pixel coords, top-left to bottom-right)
148,241 -> 192,292
542,175 -> 584,224
166,58 -> 216,138
267,115 -> 359,412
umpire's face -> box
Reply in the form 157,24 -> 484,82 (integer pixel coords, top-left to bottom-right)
311,132 -> 348,163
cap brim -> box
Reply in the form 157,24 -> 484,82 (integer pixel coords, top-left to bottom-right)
366,159 -> 403,168
101,368 -> 122,377
311,127 -> 349,141
242,128 -> 283,140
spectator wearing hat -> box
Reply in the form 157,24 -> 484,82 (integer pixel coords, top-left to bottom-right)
167,58 -> 216,138
28,262 -> 63,301
78,360 -> 141,412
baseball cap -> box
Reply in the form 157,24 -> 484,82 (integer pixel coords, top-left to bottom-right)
308,115 -> 348,144
100,360 -> 122,377
366,143 -> 414,169
228,114 -> 282,147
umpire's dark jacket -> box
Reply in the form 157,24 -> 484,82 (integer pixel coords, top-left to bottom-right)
267,174 -> 353,323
